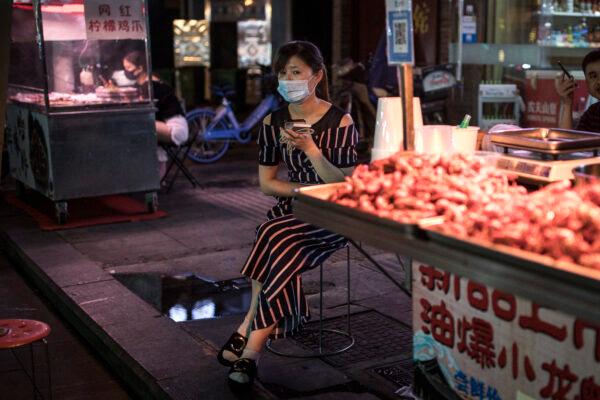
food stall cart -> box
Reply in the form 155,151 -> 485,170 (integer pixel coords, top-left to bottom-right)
293,152 -> 600,399
5,0 -> 159,223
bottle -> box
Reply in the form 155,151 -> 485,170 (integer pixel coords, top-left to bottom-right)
581,18 -> 589,45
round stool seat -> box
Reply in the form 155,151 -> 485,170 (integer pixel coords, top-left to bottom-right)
0,319 -> 51,349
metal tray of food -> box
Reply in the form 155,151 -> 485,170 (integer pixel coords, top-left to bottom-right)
490,128 -> 600,153
420,222 -> 600,283
295,183 -> 434,239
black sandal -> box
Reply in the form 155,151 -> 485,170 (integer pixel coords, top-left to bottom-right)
217,331 -> 247,367
227,358 -> 257,390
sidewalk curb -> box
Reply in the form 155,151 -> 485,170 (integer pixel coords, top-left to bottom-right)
0,219 -> 170,400
0,212 -> 262,400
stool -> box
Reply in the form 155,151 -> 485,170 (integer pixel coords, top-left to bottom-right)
160,142 -> 201,193
0,319 -> 52,399
266,245 -> 354,357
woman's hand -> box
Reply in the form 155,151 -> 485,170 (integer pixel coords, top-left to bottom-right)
282,128 -> 320,157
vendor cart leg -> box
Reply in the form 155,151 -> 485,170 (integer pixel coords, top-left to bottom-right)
54,201 -> 68,225
145,192 -> 158,213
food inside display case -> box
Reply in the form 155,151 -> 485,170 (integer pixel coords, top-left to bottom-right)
8,0 -> 151,110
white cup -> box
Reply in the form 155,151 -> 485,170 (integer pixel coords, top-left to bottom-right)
416,125 -> 453,153
451,126 -> 479,153
371,97 -> 404,161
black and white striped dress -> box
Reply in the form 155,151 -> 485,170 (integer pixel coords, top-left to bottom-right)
241,105 -> 359,339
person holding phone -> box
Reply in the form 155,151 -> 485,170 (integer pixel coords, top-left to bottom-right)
217,41 -> 358,389
555,49 -> 600,132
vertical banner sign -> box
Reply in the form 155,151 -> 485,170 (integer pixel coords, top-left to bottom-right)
385,0 -> 414,65
412,261 -> 600,400
85,0 -> 146,40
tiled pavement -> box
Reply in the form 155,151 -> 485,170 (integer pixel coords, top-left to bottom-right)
0,144 -> 414,399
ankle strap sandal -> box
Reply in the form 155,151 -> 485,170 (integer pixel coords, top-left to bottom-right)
217,331 -> 247,367
227,358 -> 258,390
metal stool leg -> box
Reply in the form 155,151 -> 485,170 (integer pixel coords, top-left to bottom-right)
266,247 -> 355,358
43,338 -> 52,400
30,343 -> 36,399
347,245 -> 351,335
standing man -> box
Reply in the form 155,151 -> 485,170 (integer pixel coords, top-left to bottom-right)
556,49 -> 600,132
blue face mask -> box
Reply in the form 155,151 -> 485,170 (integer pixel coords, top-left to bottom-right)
277,75 -> 315,103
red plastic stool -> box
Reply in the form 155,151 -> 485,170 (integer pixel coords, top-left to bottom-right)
0,319 -> 52,399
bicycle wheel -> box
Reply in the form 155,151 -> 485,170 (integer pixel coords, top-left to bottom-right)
186,108 -> 230,163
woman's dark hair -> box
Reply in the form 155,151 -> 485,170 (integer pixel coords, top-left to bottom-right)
582,49 -> 600,74
273,41 -> 330,101
123,51 -> 146,71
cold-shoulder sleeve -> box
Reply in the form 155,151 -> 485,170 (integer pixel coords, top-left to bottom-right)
257,123 -> 280,166
318,124 -> 359,168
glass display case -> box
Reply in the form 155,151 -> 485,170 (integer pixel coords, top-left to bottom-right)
5,0 -> 159,223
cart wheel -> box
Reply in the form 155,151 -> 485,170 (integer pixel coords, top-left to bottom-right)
15,181 -> 26,199
146,192 -> 158,213
54,201 -> 69,225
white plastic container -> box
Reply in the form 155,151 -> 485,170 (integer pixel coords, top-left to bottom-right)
415,125 -> 453,153
371,97 -> 403,161
451,126 -> 479,153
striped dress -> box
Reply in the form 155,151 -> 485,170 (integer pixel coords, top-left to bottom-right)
241,105 -> 359,339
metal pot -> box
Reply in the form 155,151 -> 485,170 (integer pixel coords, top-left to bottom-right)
573,163 -> 600,185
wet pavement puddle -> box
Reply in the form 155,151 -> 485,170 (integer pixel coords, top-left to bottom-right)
112,272 -> 251,322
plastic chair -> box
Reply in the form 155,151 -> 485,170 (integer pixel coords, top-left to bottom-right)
0,319 -> 52,399
266,245 -> 355,357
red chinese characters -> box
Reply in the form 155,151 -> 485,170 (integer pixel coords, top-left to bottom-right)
491,290 -> 516,322
540,360 -> 578,400
467,281 -> 488,312
119,5 -> 131,17
575,376 -> 600,400
457,316 -> 496,369
131,20 -> 144,32
420,298 -> 454,348
573,319 -> 600,362
98,4 -> 111,16
103,20 -> 116,32
118,20 -> 130,32
88,20 -> 101,32
519,304 -> 567,342
419,264 -> 450,293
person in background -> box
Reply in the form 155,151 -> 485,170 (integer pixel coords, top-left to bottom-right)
556,49 -> 600,132
122,51 -> 188,179
216,41 -> 358,390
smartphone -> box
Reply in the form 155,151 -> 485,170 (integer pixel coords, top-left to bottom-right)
284,119 -> 312,133
557,60 -> 573,80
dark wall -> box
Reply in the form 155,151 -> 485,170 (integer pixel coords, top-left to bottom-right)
291,0 -> 333,64
349,0 -> 386,63
148,0 -> 178,70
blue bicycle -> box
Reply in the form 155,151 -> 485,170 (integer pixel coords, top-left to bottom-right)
186,86 -> 282,163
